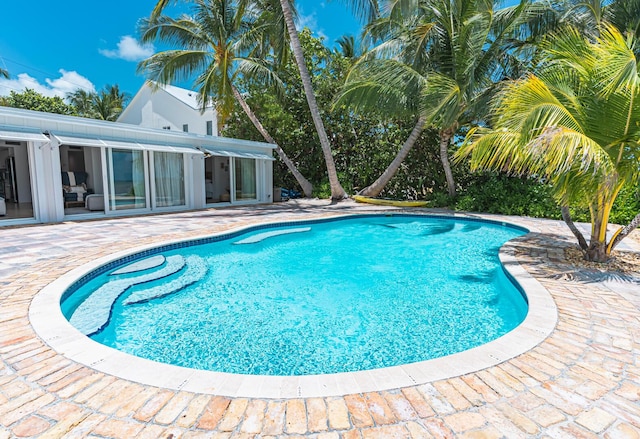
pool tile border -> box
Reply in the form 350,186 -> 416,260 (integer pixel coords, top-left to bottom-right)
29,212 -> 557,399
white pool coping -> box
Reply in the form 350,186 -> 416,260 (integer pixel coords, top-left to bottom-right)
29,213 -> 558,398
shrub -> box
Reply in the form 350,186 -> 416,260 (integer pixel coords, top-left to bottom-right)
446,174 -> 560,218
429,172 -> 639,226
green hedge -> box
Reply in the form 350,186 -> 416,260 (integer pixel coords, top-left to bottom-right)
431,173 -> 640,225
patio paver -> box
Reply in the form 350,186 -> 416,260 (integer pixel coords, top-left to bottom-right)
1,199 -> 640,438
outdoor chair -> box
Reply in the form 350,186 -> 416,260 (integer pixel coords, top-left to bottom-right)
61,171 -> 94,206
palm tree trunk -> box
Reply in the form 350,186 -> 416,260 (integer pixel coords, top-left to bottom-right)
608,212 -> 640,252
586,206 -> 609,262
359,115 -> 427,197
278,0 -> 347,200
231,85 -> 313,197
561,206 -> 589,251
439,128 -> 456,197
586,241 -> 608,262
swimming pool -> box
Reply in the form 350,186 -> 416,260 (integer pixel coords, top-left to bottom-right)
61,214 -> 528,376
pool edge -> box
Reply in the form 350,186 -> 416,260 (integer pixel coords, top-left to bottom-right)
29,212 -> 558,398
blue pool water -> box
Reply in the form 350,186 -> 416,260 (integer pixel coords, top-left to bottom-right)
62,215 -> 528,376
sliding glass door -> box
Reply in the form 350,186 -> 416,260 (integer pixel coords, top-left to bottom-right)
153,151 -> 185,207
107,148 -> 147,210
234,158 -> 257,201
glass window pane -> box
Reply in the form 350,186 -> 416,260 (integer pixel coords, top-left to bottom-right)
234,158 -> 256,200
109,149 -> 147,210
154,152 -> 185,207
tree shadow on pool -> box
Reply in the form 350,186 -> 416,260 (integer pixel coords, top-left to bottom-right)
459,271 -> 495,283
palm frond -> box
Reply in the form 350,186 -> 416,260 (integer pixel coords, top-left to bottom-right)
594,23 -> 640,96
138,50 -> 214,86
420,72 -> 462,128
234,57 -> 285,98
336,58 -> 425,115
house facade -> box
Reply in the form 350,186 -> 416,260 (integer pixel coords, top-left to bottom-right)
118,81 -> 218,136
0,106 -> 274,226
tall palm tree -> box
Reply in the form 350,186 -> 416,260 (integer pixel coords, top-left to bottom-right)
458,25 -> 640,262
335,55 -> 429,196
144,0 -> 313,197
337,0 -> 535,197
278,0 -> 347,199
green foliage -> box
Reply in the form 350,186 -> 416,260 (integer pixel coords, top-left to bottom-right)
609,185 -> 640,225
0,88 -> 77,115
428,173 -> 640,226
440,173 -> 561,217
67,85 -> 129,121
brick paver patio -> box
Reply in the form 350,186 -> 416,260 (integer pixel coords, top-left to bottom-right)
1,200 -> 639,438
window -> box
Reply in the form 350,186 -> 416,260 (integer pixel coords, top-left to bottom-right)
182,124 -> 188,133
234,158 -> 257,200
107,149 -> 147,210
162,126 -> 171,130
153,152 -> 185,207
206,121 -> 213,136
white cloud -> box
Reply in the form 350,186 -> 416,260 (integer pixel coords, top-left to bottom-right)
46,70 -> 96,96
0,70 -> 95,98
99,35 -> 154,62
296,10 -> 328,41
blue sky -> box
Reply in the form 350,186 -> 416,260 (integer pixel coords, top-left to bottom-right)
0,1 -> 360,100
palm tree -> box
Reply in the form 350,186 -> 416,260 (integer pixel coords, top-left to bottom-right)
278,0 -> 347,199
67,89 -> 96,117
516,0 -> 640,51
457,25 -> 640,262
67,85 -> 128,120
336,35 -> 359,59
335,57 -> 429,196
144,0 -> 313,197
337,0 -> 535,197
105,84 -> 130,109
607,0 -> 640,44
91,89 -> 121,121
0,68 -> 8,79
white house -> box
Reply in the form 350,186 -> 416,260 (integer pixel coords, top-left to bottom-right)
0,106 -> 274,226
118,81 -> 218,136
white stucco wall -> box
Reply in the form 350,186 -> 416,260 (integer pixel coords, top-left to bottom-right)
119,83 -> 218,136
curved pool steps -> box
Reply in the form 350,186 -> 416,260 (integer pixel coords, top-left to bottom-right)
69,255 -> 185,335
111,255 -> 166,275
461,223 -> 482,233
123,256 -> 208,305
233,227 -> 311,245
